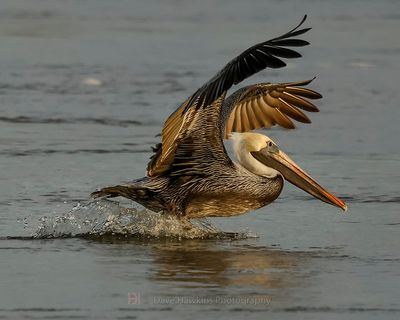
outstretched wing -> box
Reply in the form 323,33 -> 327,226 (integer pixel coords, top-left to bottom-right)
164,79 -> 322,176
147,15 -> 312,177
223,79 -> 322,138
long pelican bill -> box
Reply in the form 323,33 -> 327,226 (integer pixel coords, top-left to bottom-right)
252,148 -> 347,211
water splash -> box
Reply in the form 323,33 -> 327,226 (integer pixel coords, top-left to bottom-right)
34,199 -> 254,240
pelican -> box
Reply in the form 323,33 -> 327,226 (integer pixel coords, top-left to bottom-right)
92,16 -> 347,218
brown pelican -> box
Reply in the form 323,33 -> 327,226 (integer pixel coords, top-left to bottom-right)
92,16 -> 347,218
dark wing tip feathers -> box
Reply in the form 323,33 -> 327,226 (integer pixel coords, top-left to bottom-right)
185,15 -> 311,111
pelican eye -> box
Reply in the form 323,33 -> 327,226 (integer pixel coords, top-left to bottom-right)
266,141 -> 278,153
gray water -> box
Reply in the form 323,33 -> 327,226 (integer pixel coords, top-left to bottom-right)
1,0 -> 400,319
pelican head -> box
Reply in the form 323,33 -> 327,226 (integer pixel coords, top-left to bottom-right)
230,132 -> 347,211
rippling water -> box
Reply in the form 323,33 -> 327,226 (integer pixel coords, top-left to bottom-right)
1,0 -> 400,319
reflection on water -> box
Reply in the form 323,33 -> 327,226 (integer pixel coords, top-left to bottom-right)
84,234 -> 313,291
149,241 -> 308,289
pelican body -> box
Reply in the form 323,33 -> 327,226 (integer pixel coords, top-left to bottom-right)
92,16 -> 347,218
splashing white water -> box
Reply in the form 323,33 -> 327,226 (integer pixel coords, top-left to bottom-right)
34,199 -> 253,240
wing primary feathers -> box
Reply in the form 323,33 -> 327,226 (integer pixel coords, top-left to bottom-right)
281,92 -> 320,112
234,104 -> 243,132
271,39 -> 310,47
261,46 -> 302,58
246,101 -> 262,128
284,87 -> 322,99
240,102 -> 250,132
273,108 -> 296,129
277,97 -> 311,123
270,15 -> 309,40
184,15 -> 311,111
223,78 -> 322,136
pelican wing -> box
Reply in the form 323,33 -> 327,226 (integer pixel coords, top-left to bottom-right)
223,79 -> 322,138
147,16 -> 312,177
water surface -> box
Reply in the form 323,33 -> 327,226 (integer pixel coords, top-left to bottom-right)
1,0 -> 399,319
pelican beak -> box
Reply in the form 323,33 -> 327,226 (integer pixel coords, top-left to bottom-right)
252,148 -> 347,211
